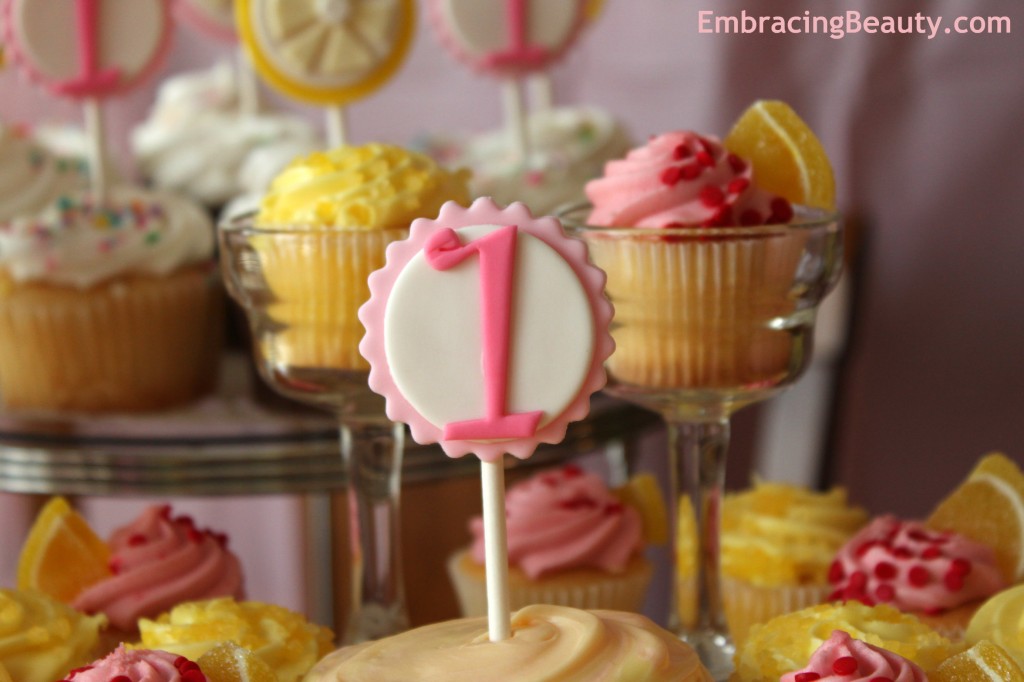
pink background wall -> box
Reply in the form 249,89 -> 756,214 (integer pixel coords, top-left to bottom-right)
2,0 -> 1022,614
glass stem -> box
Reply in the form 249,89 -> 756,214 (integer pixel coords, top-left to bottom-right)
339,419 -> 409,644
669,416 -> 734,678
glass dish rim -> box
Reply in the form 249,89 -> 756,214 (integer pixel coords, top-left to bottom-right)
555,201 -> 840,238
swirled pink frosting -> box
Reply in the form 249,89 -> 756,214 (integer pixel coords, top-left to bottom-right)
72,506 -> 245,631
469,466 -> 643,579
61,646 -> 205,682
780,630 -> 926,682
584,131 -> 793,228
828,515 -> 1006,613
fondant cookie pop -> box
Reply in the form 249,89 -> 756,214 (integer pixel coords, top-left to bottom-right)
1,0 -> 173,200
236,0 -> 415,146
427,0 -> 587,161
359,198 -> 612,640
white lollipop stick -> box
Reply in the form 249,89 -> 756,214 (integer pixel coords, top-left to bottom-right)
83,97 -> 107,202
501,79 -> 531,166
481,458 -> 511,641
326,105 -> 349,148
236,46 -> 261,116
527,73 -> 554,113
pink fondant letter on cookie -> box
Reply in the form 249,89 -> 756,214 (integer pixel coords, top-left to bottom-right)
424,225 -> 543,441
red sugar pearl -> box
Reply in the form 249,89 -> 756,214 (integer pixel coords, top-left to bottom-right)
181,670 -> 206,682
563,464 -> 583,478
795,673 -> 821,682
727,177 -> 750,194
727,153 -> 747,173
875,584 -> 896,602
660,166 -> 683,186
849,571 -> 868,590
110,676 -> 132,682
108,557 -> 122,575
921,546 -> 943,559
874,562 -> 898,580
695,151 -> 715,168
681,163 -> 703,180
833,656 -> 859,676
187,527 -> 205,543
126,534 -> 148,547
944,570 -> 965,591
673,144 -> 690,160
893,547 -> 915,559
699,186 -> 725,208
869,678 -> 895,682
604,502 -> 624,516
950,557 -> 972,576
174,657 -> 189,669
908,566 -> 932,587
828,560 -> 845,584
769,197 -> 794,223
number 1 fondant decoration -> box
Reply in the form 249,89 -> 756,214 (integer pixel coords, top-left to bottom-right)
359,198 -> 613,462
1,0 -> 172,200
236,0 -> 415,146
428,0 -> 585,76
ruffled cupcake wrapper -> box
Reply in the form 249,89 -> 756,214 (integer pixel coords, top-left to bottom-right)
0,266 -> 222,411
448,552 -> 653,617
586,234 -> 806,390
253,229 -> 405,371
678,575 -> 831,646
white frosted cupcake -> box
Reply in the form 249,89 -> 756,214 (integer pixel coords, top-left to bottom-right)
448,465 -> 652,616
0,184 -> 221,411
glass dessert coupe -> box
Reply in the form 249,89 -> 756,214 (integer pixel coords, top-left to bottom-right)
561,203 -> 843,679
219,216 -> 408,644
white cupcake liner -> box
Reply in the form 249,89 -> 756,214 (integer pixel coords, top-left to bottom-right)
448,551 -> 653,617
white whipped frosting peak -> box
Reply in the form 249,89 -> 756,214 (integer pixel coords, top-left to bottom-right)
132,61 -> 321,206
0,185 -> 214,288
0,125 -> 89,222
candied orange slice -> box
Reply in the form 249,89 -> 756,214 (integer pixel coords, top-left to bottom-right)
197,642 -> 277,682
724,100 -> 836,211
927,453 -> 1024,581
613,473 -> 668,544
17,497 -> 111,602
932,640 -> 1024,681
0,661 -> 11,682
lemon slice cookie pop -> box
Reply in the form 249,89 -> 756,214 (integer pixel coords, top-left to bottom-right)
359,197 -> 612,638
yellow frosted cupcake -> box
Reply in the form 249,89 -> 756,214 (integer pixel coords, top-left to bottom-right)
734,601 -> 955,681
137,597 -> 333,682
228,144 -> 469,378
0,179 -> 221,412
677,480 -> 867,645
0,588 -> 107,682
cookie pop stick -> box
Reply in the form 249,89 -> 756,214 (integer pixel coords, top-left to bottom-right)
1,0 -> 173,201
427,0 -> 587,164
236,0 -> 415,147
174,0 -> 262,116
359,198 -> 613,640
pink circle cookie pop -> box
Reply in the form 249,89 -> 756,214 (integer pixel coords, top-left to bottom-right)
359,198 -> 613,462
1,0 -> 172,98
427,0 -> 587,76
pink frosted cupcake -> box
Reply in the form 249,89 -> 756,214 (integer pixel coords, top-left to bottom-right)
71,505 -> 244,646
448,465 -> 652,615
828,515 -> 1007,640
58,646 -> 206,682
780,630 -> 928,682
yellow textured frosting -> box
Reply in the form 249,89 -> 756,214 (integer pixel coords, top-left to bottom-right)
255,143 -> 470,229
735,602 -> 954,681
0,588 -> 106,682
137,598 -> 333,682
678,481 -> 867,587
966,583 -> 1024,666
305,605 -> 712,682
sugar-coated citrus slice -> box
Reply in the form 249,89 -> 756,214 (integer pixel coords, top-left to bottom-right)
613,473 -> 668,545
724,100 -> 836,211
0,661 -> 11,682
933,640 -> 1024,682
927,453 -> 1024,581
197,642 -> 277,682
17,496 -> 111,602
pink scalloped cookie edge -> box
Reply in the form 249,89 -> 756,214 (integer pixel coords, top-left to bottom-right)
359,197 -> 613,462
